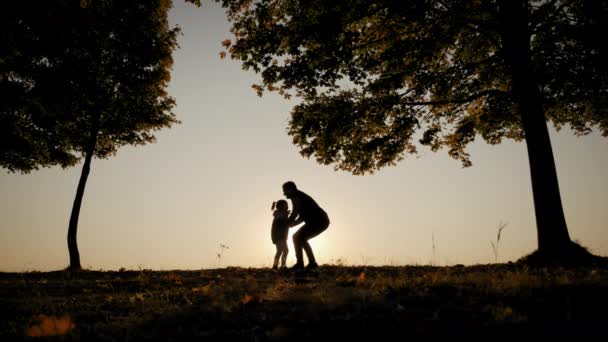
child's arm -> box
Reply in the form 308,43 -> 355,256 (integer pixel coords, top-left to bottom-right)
276,214 -> 291,229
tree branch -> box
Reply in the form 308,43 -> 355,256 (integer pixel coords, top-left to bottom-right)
530,0 -> 569,34
400,89 -> 508,106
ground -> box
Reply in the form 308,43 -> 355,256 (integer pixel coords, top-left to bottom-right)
2,264 -> 608,339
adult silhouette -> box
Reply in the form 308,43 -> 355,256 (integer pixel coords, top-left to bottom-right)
282,181 -> 330,269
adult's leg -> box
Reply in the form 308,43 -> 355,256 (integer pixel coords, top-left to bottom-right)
302,240 -> 316,264
293,216 -> 329,265
292,230 -> 305,267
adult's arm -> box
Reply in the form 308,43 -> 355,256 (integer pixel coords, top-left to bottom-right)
287,196 -> 303,227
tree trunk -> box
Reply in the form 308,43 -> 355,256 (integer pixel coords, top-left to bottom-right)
498,0 -> 571,255
67,117 -> 100,270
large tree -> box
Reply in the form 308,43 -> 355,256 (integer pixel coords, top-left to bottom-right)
207,0 -> 607,263
1,0 -> 180,270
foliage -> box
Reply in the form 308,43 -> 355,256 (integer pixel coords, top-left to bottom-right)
0,0 -> 180,173
208,0 -> 607,173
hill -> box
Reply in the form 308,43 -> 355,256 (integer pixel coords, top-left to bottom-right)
2,264 -> 608,339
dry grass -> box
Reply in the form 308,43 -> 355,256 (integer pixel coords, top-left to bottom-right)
1,264 -> 608,339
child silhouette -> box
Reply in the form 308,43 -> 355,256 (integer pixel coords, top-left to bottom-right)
271,200 -> 290,269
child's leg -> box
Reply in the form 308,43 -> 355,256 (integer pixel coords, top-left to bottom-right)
273,243 -> 281,268
279,240 -> 289,267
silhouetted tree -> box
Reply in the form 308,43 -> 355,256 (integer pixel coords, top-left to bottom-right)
207,0 -> 607,263
1,0 -> 180,270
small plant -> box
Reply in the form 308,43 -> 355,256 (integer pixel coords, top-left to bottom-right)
216,243 -> 230,267
431,232 -> 437,266
330,258 -> 347,266
360,254 -> 372,266
491,220 -> 509,263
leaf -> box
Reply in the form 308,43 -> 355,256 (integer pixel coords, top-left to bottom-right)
26,314 -> 75,337
267,325 -> 293,339
241,294 -> 255,304
129,293 -> 145,303
162,272 -> 183,285
191,284 -> 212,295
358,272 -> 366,283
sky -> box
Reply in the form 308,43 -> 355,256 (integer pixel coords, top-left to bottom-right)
1,2 -> 607,272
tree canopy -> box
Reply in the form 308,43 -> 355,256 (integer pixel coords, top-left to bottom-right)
211,0 -> 606,174
1,0 -> 180,173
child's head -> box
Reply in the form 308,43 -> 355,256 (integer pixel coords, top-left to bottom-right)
273,199 -> 288,212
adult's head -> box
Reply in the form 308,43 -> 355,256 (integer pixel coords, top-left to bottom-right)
282,181 -> 297,199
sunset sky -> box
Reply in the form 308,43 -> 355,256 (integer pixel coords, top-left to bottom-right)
1,2 -> 607,272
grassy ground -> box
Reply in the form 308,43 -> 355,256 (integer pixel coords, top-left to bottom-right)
2,264 -> 608,339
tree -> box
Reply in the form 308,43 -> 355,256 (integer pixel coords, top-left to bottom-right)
209,0 -> 607,263
1,0 -> 180,270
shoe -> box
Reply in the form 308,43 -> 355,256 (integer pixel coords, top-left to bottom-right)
306,262 -> 319,269
272,264 -> 278,270
290,262 -> 304,270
